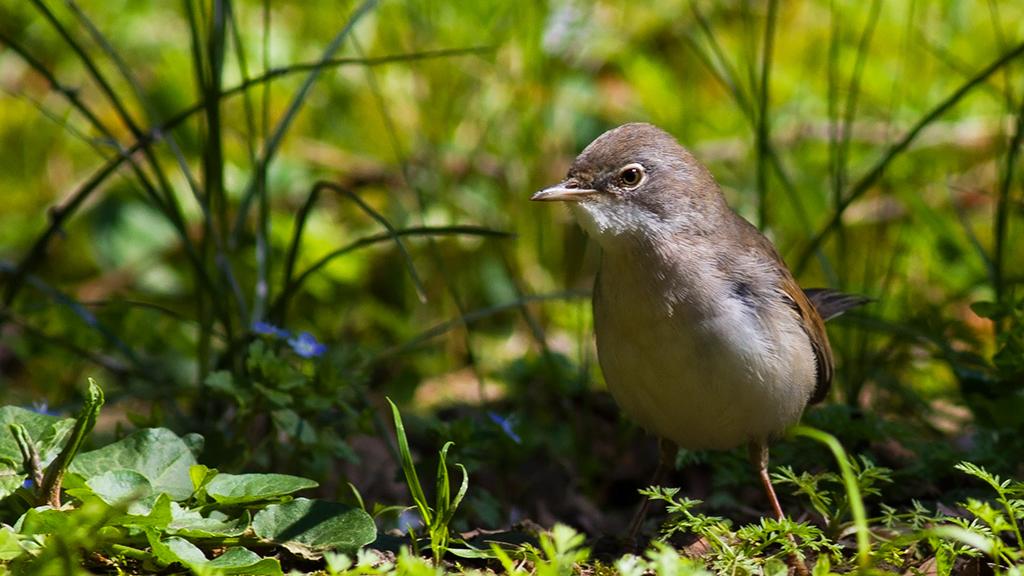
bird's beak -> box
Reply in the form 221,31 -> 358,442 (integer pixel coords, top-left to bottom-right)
531,181 -> 598,202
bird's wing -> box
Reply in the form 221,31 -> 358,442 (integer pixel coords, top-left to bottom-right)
780,280 -> 835,405
803,288 -> 872,321
733,216 -> 868,405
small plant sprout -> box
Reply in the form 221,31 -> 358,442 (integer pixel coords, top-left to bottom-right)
387,398 -> 469,564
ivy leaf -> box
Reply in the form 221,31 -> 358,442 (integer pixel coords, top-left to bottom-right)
205,472 -> 318,505
69,428 -> 199,500
253,498 -> 376,557
168,503 -> 251,537
147,531 -> 282,574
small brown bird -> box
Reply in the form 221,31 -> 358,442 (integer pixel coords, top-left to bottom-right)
532,123 -> 866,538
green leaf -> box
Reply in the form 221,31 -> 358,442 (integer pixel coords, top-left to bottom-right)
61,472 -> 173,529
16,505 -> 98,535
205,472 -> 318,505
114,492 -> 173,528
207,547 -> 283,575
82,469 -> 154,504
764,557 -> 789,576
0,407 -> 75,470
435,441 -> 452,518
270,409 -> 317,445
149,534 -> 283,575
925,525 -> 995,555
205,370 -> 250,406
37,379 -> 104,507
181,433 -> 205,459
69,428 -> 199,500
253,497 -> 376,557
438,463 -> 468,530
253,383 -> 293,407
168,503 -> 251,537
0,525 -> 26,561
151,535 -> 208,566
188,464 -> 218,495
134,491 -> 174,523
387,398 -> 432,525
0,457 -> 24,500
0,406 -> 77,499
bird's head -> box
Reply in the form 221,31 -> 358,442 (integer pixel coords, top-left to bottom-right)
532,123 -> 725,243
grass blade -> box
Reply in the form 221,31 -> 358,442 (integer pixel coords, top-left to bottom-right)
796,37 -> 1024,275
272,226 -> 511,322
281,181 -> 428,306
231,0 -> 381,242
387,398 -> 433,526
790,426 -> 870,572
369,290 -> 590,364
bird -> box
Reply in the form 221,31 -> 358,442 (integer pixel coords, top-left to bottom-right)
531,122 -> 868,540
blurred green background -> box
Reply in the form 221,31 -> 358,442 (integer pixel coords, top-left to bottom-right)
1,0 -> 1022,533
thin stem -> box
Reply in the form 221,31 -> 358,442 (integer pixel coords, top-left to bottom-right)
993,84 -> 1024,307
795,38 -> 1024,275
790,426 -> 870,572
755,0 -> 777,229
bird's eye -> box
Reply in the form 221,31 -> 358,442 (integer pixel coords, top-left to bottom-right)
619,164 -> 645,187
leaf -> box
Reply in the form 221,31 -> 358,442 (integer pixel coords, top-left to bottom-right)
168,502 -> 251,537
149,535 -> 207,566
925,525 -> 995,554
118,491 -> 173,528
0,525 -> 25,561
764,557 -> 789,576
188,464 -> 218,495
205,370 -> 250,406
253,497 -> 376,557
253,383 -> 293,407
149,534 -> 283,575
204,472 -> 318,505
0,406 -> 75,474
37,380 -> 104,507
438,463 -> 468,530
387,398 -> 432,525
0,458 -> 24,501
16,506 -> 92,535
81,470 -> 154,504
270,410 -> 317,444
206,547 -> 283,574
69,428 -> 199,500
62,472 -> 173,529
113,492 -> 173,528
181,433 -> 205,459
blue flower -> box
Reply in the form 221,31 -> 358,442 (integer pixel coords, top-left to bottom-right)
488,411 -> 522,444
288,332 -> 328,358
28,401 -> 60,417
253,321 -> 290,339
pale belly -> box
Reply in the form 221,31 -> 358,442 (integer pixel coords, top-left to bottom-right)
593,273 -> 817,451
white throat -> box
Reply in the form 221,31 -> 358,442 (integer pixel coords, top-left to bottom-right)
568,201 -> 668,247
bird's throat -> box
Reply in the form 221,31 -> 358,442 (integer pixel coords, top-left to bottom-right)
568,201 -> 673,250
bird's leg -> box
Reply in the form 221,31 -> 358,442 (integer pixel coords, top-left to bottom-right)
626,437 -> 678,542
749,439 -> 786,520
749,439 -> 809,576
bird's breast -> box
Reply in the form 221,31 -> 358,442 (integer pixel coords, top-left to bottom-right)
592,246 -> 817,450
